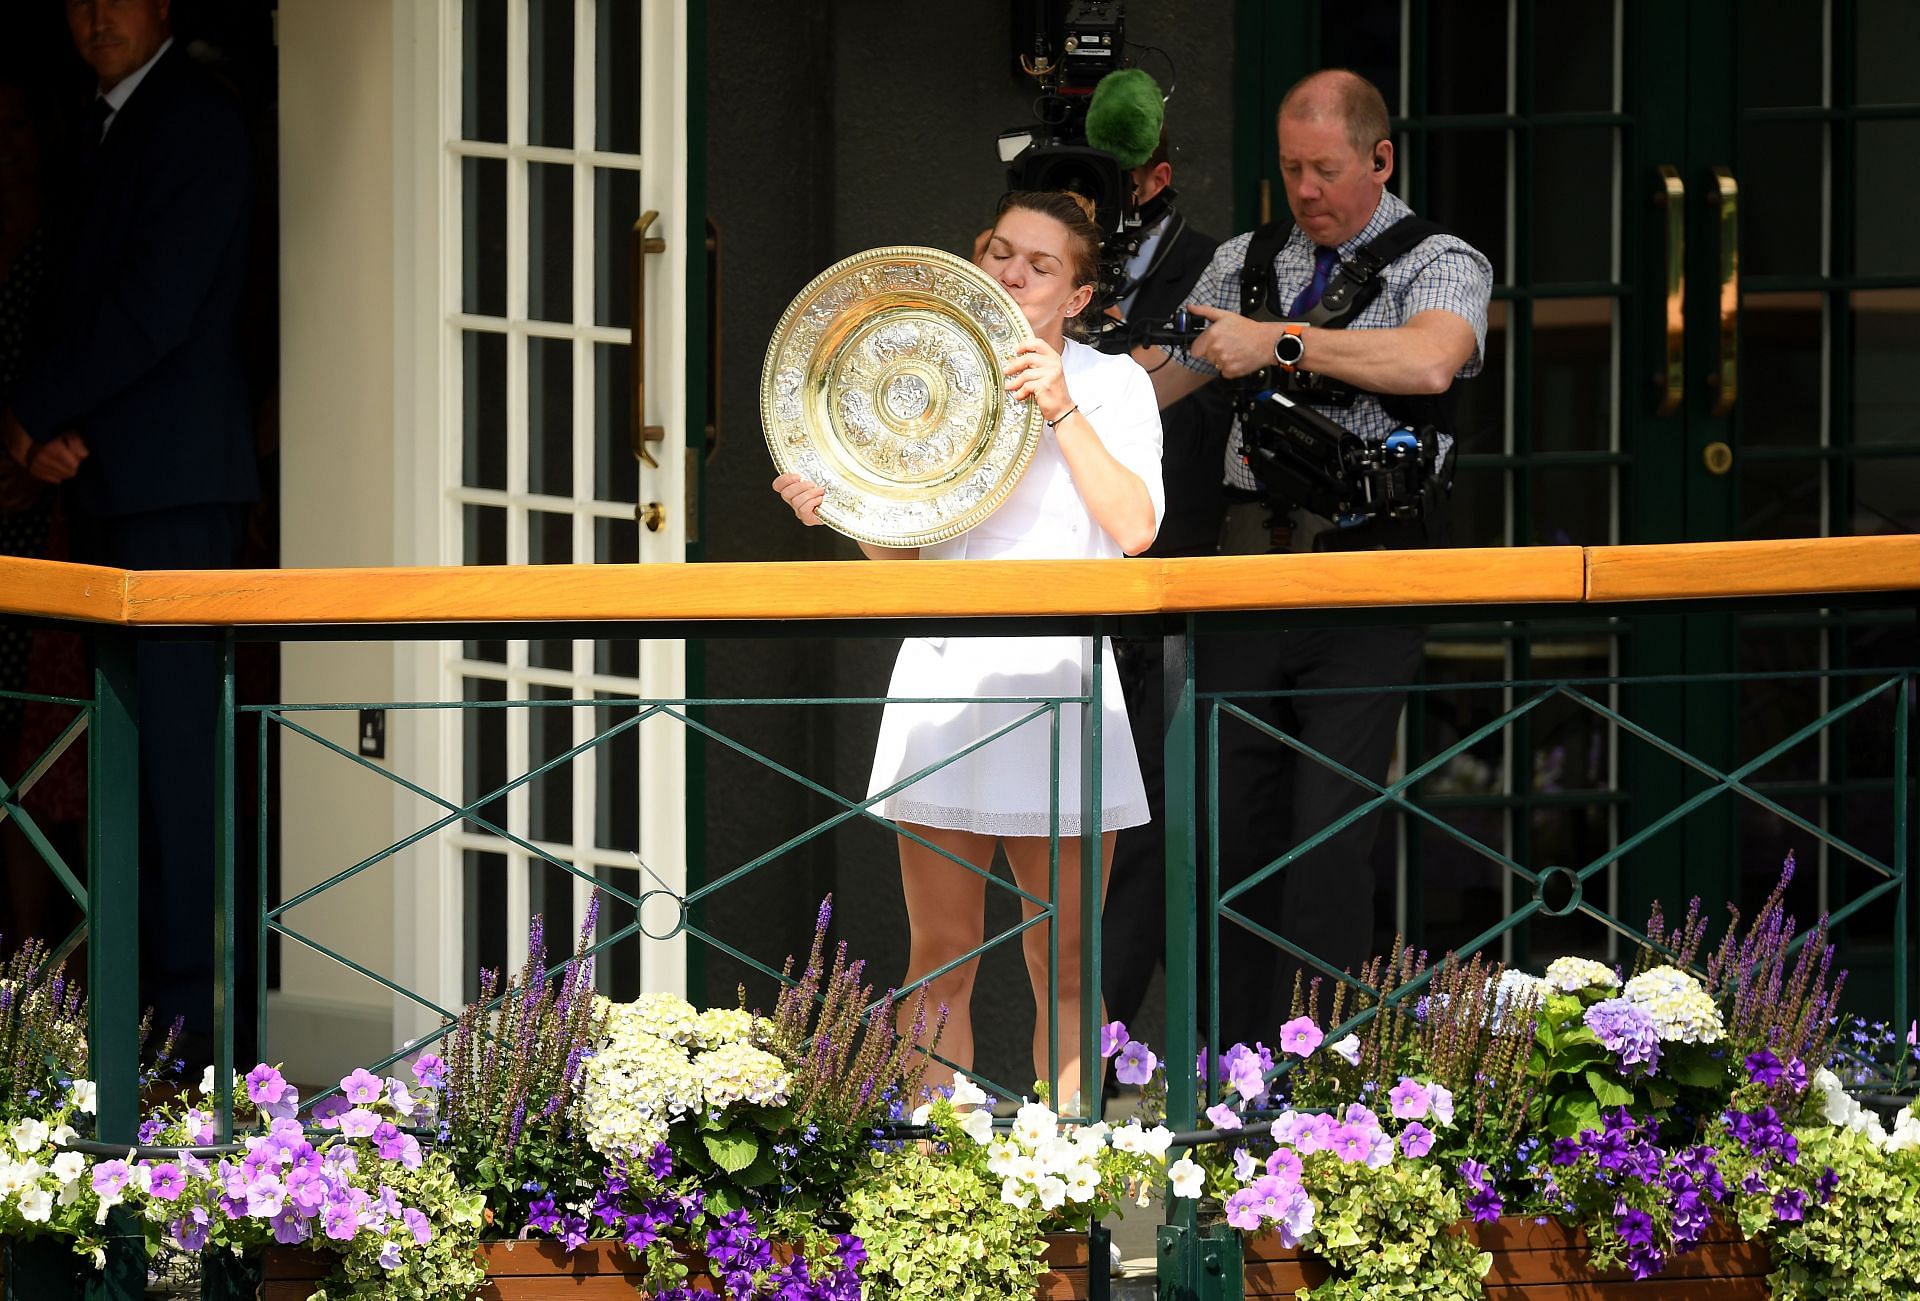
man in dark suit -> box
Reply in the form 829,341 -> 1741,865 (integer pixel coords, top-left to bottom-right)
1095,121 -> 1235,1041
2,0 -> 256,1054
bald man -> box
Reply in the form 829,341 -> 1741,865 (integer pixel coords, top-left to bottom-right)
1136,69 -> 1492,1050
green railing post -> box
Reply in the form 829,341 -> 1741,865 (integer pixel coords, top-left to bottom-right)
1160,618 -> 1201,1296
85,632 -> 144,1301
214,632 -> 238,1140
1198,1222 -> 1243,1301
1081,620 -> 1105,1121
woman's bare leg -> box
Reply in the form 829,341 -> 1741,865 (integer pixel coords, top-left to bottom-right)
896,823 -> 997,1097
1004,830 -> 1117,1116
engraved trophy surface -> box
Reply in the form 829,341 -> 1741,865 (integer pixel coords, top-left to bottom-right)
761,246 -> 1042,547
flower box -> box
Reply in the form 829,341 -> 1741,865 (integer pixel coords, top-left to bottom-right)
262,1235 -> 1100,1300
1231,1217 -> 1772,1299
1,1238 -> 83,1301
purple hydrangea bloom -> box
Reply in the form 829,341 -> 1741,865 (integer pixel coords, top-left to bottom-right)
1584,998 -> 1662,1073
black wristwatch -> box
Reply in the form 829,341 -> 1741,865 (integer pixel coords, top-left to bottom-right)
1273,323 -> 1306,372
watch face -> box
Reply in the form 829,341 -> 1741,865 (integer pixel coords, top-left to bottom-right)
1275,331 -> 1305,366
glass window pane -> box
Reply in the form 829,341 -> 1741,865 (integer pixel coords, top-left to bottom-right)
1856,0 -> 1920,106
597,0 -> 643,155
594,168 -> 642,329
1739,121 -> 1825,279
461,0 -> 508,143
529,162 -> 574,323
463,503 -> 507,566
529,686 -> 573,844
1530,297 -> 1615,454
1318,0 -> 1403,110
1532,1 -> 1616,113
462,678 -> 508,835
1449,465 -> 1507,548
1852,289 -> 1920,445
531,856 -> 576,947
1530,465 -> 1613,547
1737,626 -> 1823,783
1739,456 -> 1824,539
1453,299 -> 1507,456
1855,121 -> 1920,278
1427,0 -> 1507,116
1526,639 -> 1613,794
1741,292 -> 1824,448
595,341 -> 638,504
1531,129 -> 1614,285
1426,131 -> 1509,284
1851,455 -> 1920,535
594,516 -> 638,565
462,157 -> 508,317
529,512 -> 574,671
528,0 -> 575,148
595,698 -> 640,851
463,331 -> 507,490
528,336 -> 573,497
1737,0 -> 1826,109
462,850 -> 508,1001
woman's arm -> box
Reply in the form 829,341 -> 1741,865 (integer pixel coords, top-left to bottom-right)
1003,340 -> 1160,556
773,472 -> 920,560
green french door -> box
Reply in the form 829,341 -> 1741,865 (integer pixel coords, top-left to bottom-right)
1232,0 -> 1920,999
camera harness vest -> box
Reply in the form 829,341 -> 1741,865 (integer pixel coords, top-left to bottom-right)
1237,212 -> 1462,437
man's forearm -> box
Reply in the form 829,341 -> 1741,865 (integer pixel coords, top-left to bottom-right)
1293,312 -> 1476,397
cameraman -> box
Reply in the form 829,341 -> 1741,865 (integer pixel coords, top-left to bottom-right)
1141,69 -> 1492,1049
1079,71 -> 1238,1042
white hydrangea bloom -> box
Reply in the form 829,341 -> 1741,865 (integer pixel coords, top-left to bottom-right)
1544,956 -> 1620,993
1622,966 -> 1725,1044
692,1041 -> 792,1111
693,1007 -> 762,1050
620,992 -> 704,1046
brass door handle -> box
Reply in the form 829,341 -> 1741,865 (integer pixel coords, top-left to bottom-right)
1709,166 -> 1739,417
631,210 -> 667,469
1703,441 -> 1733,475
1654,165 -> 1685,415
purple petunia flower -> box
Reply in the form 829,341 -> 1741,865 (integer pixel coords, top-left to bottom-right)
146,1162 -> 186,1202
1277,1016 -> 1324,1059
1744,1049 -> 1784,1088
1206,1102 -> 1244,1131
1399,1122 -> 1435,1158
246,1064 -> 290,1106
1100,1020 -> 1129,1059
1114,1040 -> 1159,1086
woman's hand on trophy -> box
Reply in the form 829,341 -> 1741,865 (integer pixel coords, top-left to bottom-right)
772,472 -> 827,526
1002,338 -> 1074,423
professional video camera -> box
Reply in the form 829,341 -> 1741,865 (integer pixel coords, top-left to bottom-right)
997,2 -> 1174,307
1240,388 -> 1448,536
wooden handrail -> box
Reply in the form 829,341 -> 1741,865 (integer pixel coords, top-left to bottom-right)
0,537 -> 1913,628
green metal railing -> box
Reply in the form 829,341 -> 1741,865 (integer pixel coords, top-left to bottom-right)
3,555 -> 1916,1300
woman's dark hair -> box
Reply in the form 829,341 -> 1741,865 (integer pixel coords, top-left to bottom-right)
992,189 -> 1103,289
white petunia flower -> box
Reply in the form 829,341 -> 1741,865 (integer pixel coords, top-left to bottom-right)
10,1118 -> 48,1154
959,1107 -> 995,1146
18,1187 -> 51,1223
949,1073 -> 989,1109
1327,1034 -> 1362,1066
1167,1156 -> 1205,1199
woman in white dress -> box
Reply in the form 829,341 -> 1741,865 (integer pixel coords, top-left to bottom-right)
773,191 -> 1164,1108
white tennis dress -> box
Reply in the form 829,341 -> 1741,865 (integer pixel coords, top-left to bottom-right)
867,339 -> 1166,837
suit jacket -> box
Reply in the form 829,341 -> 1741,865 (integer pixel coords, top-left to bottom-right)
12,44 -> 257,519
1125,213 -> 1233,557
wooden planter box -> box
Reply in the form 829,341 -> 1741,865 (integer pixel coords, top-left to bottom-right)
264,1236 -> 1099,1299
1232,1216 -> 1771,1299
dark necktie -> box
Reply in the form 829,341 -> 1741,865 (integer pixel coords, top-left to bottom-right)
82,96 -> 113,149
1288,245 -> 1341,318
